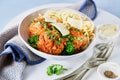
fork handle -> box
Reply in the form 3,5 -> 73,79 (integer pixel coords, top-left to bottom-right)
55,66 -> 86,80
73,69 -> 89,80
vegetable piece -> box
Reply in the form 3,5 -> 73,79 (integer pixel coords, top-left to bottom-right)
67,26 -> 72,30
28,35 -> 39,49
50,34 -> 58,40
64,41 -> 75,55
62,35 -> 74,41
31,19 -> 35,23
46,31 -> 58,40
67,35 -> 74,41
67,17 -> 83,30
56,38 -> 62,46
61,35 -> 75,55
47,65 -> 54,76
77,37 -> 83,41
47,64 -> 67,76
38,22 -> 47,29
51,23 -> 69,36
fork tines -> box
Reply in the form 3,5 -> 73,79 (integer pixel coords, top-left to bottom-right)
98,41 -> 114,60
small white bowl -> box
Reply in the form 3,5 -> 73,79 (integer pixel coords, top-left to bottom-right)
97,62 -> 120,80
97,24 -> 119,40
97,24 -> 120,46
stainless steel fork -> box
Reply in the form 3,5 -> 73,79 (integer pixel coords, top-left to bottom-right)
73,42 -> 114,80
55,42 -> 114,80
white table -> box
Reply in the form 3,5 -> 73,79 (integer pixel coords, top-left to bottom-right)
4,3 -> 120,80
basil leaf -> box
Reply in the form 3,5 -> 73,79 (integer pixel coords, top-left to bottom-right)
62,41 -> 75,55
47,65 -> 54,76
46,64 -> 67,76
28,35 -> 39,49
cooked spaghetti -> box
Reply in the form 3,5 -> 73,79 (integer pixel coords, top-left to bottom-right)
28,9 -> 95,55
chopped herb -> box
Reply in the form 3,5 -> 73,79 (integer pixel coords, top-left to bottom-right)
45,27 -> 50,31
77,37 -> 83,41
39,22 -> 47,29
30,44 -> 38,49
62,35 -> 74,41
47,32 -> 58,40
46,28 -> 58,40
50,34 -> 56,40
39,22 -> 45,26
28,35 -> 39,49
62,41 -> 75,55
66,41 -> 75,54
28,35 -> 39,44
47,64 -> 67,76
56,41 -> 60,46
47,65 -> 54,76
74,37 -> 77,40
68,35 -> 74,41
31,19 -> 35,23
52,26 -> 56,30
61,35 -> 69,38
56,38 -> 62,46
61,35 -> 75,55
67,26 -> 72,30
46,30 -> 51,36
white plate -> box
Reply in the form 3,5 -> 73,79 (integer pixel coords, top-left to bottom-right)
4,3 -> 120,80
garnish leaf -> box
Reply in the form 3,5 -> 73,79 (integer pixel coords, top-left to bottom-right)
39,22 -> 47,29
47,65 -> 54,76
62,41 -> 75,55
47,64 -> 67,76
31,19 -> 35,23
67,26 -> 72,30
62,35 -> 74,41
66,41 -> 75,55
28,35 -> 39,49
56,38 -> 62,46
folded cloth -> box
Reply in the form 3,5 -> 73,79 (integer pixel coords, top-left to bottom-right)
0,0 -> 97,80
0,25 -> 46,80
79,0 -> 97,20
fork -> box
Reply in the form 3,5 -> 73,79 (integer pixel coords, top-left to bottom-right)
71,60 -> 105,80
73,42 -> 114,80
55,42 -> 114,80
58,60 -> 105,80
